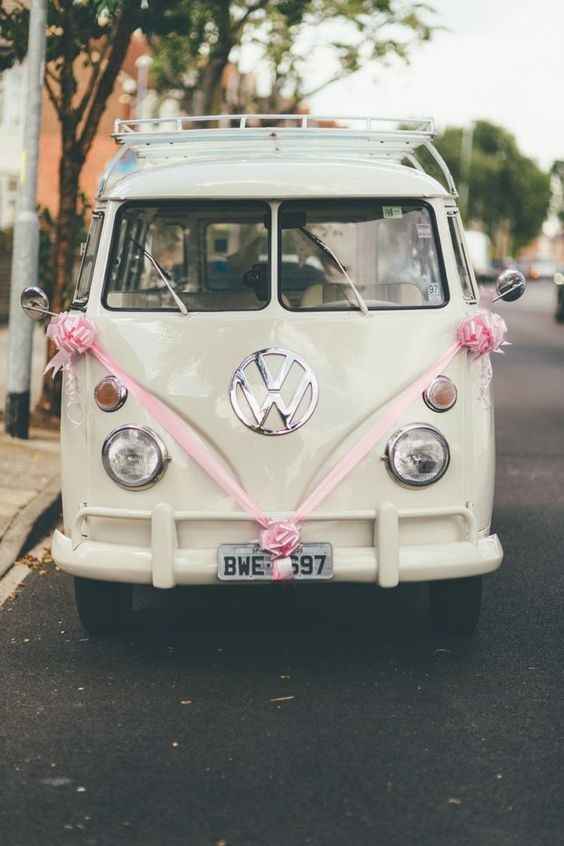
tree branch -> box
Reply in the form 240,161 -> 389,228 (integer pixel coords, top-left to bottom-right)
44,73 -> 62,118
60,3 -> 76,118
233,0 -> 271,34
299,69 -> 354,101
77,9 -> 133,157
75,37 -> 112,125
45,65 -> 59,84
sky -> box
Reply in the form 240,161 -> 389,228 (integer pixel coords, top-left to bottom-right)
307,0 -> 564,169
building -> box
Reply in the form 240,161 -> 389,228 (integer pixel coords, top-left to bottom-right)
0,62 -> 24,229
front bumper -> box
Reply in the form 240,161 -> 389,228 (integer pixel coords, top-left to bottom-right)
52,502 -> 503,587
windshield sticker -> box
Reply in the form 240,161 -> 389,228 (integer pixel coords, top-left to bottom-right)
426,283 -> 442,302
382,206 -> 403,219
417,223 -> 432,238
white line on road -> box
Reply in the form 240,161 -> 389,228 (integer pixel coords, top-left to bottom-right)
0,562 -> 31,607
0,534 -> 54,608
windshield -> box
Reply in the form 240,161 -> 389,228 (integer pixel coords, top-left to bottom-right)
278,200 -> 446,310
104,201 -> 270,311
104,199 -> 446,312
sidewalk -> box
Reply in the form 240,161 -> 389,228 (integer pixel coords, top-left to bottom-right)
0,428 -> 60,578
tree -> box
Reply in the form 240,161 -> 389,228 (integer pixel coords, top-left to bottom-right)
0,0 -> 438,417
435,120 -> 551,255
0,0 -> 189,416
150,1 -> 439,116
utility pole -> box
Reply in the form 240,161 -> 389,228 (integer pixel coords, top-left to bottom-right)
4,0 -> 47,439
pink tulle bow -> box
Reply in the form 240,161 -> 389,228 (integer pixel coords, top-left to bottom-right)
260,520 -> 300,581
45,313 -> 97,376
456,310 -> 508,358
272,557 -> 295,582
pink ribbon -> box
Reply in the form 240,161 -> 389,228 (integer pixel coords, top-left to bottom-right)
91,343 -> 271,528
260,520 -> 301,581
456,310 -> 508,406
45,314 -> 97,376
456,311 -> 508,357
294,309 -> 507,522
46,309 -> 507,582
44,314 -> 98,426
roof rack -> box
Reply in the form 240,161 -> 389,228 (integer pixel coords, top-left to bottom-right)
99,114 -> 457,197
114,113 -> 435,135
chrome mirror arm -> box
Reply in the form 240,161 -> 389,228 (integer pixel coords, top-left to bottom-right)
22,304 -> 58,317
491,282 -> 522,303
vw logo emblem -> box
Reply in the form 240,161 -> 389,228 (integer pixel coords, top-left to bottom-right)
230,348 -> 319,436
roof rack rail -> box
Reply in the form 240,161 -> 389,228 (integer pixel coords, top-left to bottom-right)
113,113 -> 436,136
101,114 -> 456,197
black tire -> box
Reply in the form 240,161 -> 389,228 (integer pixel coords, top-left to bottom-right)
74,577 -> 132,635
429,575 -> 482,636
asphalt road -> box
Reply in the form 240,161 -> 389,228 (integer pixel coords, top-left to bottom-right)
1,282 -> 563,846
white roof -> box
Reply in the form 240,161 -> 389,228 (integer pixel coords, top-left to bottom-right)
103,158 -> 448,201
98,114 -> 455,201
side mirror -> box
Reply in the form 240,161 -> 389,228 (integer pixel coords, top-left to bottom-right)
492,269 -> 526,303
554,272 -> 564,287
20,287 -> 52,320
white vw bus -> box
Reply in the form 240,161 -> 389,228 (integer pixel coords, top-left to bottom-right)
23,116 -> 525,635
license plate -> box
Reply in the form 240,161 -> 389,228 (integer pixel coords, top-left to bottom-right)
217,543 -> 333,581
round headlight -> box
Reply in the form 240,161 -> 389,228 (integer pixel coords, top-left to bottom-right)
102,426 -> 168,489
386,424 -> 450,487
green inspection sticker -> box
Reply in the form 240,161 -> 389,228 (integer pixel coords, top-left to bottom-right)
382,206 -> 403,219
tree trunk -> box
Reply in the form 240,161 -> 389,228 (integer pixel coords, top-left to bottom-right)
32,6 -> 133,422
35,137 -> 83,419
202,58 -> 229,115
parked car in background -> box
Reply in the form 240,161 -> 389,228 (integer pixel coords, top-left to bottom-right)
522,258 -> 557,282
465,230 -> 495,282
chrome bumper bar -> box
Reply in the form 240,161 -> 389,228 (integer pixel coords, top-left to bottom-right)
51,501 -> 502,588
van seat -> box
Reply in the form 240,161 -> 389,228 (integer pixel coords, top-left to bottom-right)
300,282 -> 423,308
300,283 -> 324,307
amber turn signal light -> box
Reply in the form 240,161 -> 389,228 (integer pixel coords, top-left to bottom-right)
94,376 -> 128,412
423,376 -> 457,413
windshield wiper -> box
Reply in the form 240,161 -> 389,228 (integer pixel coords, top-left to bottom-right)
298,227 -> 369,316
131,239 -> 189,315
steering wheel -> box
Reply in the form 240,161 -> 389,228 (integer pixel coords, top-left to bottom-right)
242,262 -> 269,302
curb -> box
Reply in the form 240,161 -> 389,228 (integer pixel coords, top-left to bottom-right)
0,474 -> 61,580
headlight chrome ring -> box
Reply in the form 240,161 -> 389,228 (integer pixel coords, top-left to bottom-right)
386,423 -> 450,487
102,425 -> 169,490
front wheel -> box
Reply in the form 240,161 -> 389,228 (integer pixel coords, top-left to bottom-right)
429,575 -> 482,636
74,577 -> 132,635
